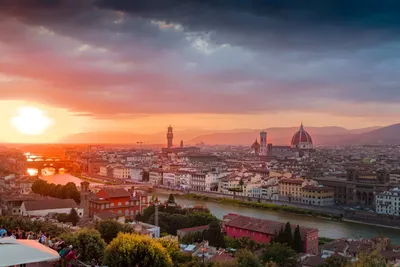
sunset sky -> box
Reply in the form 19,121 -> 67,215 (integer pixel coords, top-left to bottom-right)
1,1 -> 400,143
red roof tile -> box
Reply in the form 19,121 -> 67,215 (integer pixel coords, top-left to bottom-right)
178,225 -> 209,233
224,214 -> 317,238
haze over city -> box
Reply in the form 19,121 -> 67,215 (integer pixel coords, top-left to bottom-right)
1,1 -> 400,143
4,2 -> 400,267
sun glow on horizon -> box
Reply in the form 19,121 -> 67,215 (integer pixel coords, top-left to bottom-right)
11,107 -> 52,135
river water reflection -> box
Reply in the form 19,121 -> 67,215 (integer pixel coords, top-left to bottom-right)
27,170 -> 400,243
28,167 -> 103,186
158,195 -> 400,243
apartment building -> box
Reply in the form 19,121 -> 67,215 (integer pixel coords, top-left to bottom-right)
376,188 -> 400,216
279,178 -> 305,202
302,185 -> 335,206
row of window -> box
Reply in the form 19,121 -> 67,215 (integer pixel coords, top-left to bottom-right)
90,201 -> 138,209
227,226 -> 267,237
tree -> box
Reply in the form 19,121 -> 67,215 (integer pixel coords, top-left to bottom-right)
103,233 -> 172,267
203,221 -> 225,248
235,249 -> 262,267
181,231 -> 204,244
0,216 -> 67,237
68,208 -> 80,226
31,179 -> 80,203
273,226 -> 285,244
345,251 -> 386,267
292,225 -> 303,252
283,222 -> 293,247
323,255 -> 349,267
60,229 -> 106,264
224,236 -> 240,249
158,236 -> 182,265
239,179 -> 244,192
264,262 -> 279,267
56,213 -> 69,223
135,204 -> 156,222
261,243 -> 297,267
95,220 -> 124,243
167,194 -> 176,206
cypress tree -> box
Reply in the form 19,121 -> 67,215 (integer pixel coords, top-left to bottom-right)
277,226 -> 285,244
283,222 -> 293,246
292,225 -> 303,252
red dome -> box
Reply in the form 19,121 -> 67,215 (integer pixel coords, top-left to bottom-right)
291,124 -> 313,147
251,139 -> 260,150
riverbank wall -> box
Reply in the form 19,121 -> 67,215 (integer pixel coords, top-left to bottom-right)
155,188 -> 400,230
155,188 -> 343,220
343,219 -> 400,230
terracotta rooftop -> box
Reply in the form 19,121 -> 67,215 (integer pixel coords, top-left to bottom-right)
224,214 -> 317,238
321,239 -> 349,253
177,225 -> 209,233
301,255 -> 326,267
100,188 -> 130,198
23,199 -> 77,211
279,179 -> 304,185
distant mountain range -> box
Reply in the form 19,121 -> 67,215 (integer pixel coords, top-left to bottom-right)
59,124 -> 400,146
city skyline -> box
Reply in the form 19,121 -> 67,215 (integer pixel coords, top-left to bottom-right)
1,1 -> 400,143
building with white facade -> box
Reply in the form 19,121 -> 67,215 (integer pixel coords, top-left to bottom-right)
219,177 -> 240,193
262,185 -> 280,199
192,173 -> 206,191
113,167 -> 131,179
130,221 -> 160,238
390,173 -> 400,184
376,188 -> 400,216
99,166 -> 108,177
130,168 -> 143,183
149,170 -> 163,185
20,199 -> 83,217
162,172 -> 176,187
176,171 -> 193,189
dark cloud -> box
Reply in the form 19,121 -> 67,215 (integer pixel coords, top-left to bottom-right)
0,0 -> 400,119
93,0 -> 400,51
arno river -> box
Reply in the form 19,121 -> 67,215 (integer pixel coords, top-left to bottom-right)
36,173 -> 400,244
157,194 -> 400,244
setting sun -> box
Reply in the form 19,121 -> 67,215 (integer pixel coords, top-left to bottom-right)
11,107 -> 52,135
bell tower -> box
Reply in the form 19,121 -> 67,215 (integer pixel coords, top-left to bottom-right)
80,181 -> 90,219
167,125 -> 174,149
260,131 -> 267,156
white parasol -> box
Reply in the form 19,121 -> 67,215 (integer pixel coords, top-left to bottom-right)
0,237 -> 60,266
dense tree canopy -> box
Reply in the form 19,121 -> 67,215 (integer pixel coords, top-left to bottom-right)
103,233 -> 172,267
235,249 -> 262,267
261,243 -> 298,267
95,220 -> 133,243
345,252 -> 387,267
0,216 -> 67,237
148,211 -> 217,235
31,180 -> 80,203
202,221 -> 225,248
322,255 -> 349,267
60,229 -> 106,264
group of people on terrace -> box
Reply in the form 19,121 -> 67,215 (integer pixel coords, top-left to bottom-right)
0,225 -> 87,267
